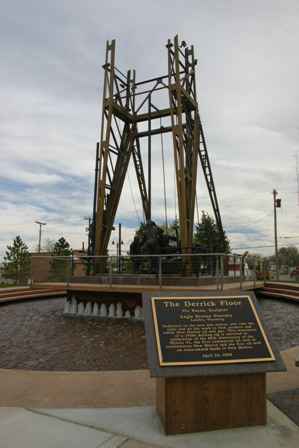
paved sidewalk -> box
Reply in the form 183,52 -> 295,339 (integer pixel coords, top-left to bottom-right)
0,346 -> 298,408
268,346 -> 299,393
0,402 -> 298,448
0,369 -> 155,408
0,346 -> 298,447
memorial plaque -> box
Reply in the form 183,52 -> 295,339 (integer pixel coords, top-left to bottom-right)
151,295 -> 275,366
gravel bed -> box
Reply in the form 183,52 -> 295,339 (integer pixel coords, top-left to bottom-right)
0,298 -> 147,371
257,296 -> 299,352
0,295 -> 298,371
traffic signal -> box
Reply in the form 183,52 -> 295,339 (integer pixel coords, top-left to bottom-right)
276,198 -> 281,208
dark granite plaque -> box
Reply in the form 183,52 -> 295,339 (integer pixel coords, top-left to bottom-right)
151,295 -> 275,366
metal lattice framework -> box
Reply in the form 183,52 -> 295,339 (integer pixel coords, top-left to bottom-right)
93,35 -> 224,256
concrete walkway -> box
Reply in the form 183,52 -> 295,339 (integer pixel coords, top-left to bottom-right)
0,346 -> 298,408
268,346 -> 299,394
0,369 -> 155,408
1,347 -> 298,447
1,402 -> 298,448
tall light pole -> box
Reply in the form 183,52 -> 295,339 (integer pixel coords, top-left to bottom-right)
273,190 -> 281,281
35,221 -> 46,253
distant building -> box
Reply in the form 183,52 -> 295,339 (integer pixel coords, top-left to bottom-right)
0,263 -> 14,285
227,256 -> 252,279
30,250 -> 87,283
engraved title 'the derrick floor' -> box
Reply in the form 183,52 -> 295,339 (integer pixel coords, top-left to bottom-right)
151,296 -> 275,366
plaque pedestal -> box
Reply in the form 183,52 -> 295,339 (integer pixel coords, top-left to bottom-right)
156,373 -> 266,435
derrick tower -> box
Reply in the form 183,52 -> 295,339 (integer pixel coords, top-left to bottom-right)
93,35 -> 223,256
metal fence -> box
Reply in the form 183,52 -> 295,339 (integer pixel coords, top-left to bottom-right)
28,252 -> 263,290
2,251 -> 298,288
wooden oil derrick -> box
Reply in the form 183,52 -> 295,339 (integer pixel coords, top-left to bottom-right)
93,36 -> 224,262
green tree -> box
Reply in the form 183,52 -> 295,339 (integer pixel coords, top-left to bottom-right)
193,212 -> 230,253
192,212 -> 230,276
278,246 -> 299,267
1,236 -> 31,285
52,237 -> 72,256
43,238 -> 56,253
49,237 -> 72,281
266,246 -> 299,273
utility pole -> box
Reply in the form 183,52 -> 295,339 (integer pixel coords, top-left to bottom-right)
35,221 -> 46,253
273,190 -> 281,280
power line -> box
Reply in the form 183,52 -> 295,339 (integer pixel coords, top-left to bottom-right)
232,241 -> 299,251
231,244 -> 275,250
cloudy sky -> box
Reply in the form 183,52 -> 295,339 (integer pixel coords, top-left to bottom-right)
1,0 -> 299,258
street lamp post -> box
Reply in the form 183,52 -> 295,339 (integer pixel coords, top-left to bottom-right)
35,221 -> 47,253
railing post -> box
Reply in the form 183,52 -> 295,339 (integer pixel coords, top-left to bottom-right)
29,255 -> 33,287
215,256 -> 219,290
71,252 -> 74,276
253,256 -> 257,289
159,256 -> 162,288
66,256 -> 71,287
240,256 -> 243,290
233,255 -> 236,280
109,257 -> 112,287
220,255 -> 224,291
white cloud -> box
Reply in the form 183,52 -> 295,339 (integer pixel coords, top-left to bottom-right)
1,0 -> 299,259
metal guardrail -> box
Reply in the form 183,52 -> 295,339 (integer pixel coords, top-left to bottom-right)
3,251 -> 299,288
29,252 -> 260,290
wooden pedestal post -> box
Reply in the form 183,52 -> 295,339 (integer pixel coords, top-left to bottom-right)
156,373 -> 266,435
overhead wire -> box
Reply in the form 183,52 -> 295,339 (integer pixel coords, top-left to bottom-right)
231,241 -> 299,251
